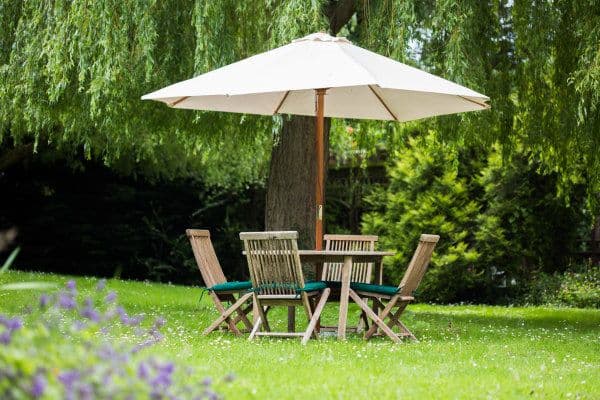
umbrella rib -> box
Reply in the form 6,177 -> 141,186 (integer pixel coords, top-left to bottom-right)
458,95 -> 490,109
168,96 -> 190,107
368,85 -> 398,121
273,91 -> 290,114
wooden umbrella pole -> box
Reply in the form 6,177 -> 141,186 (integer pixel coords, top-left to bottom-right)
315,89 -> 326,250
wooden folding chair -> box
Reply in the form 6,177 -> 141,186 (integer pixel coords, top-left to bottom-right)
240,231 -> 331,345
186,229 -> 254,336
348,234 -> 440,343
320,234 -> 381,332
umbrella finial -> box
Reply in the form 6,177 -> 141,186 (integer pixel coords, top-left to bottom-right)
293,32 -> 352,44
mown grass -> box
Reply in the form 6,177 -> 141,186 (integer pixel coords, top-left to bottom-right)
1,271 -> 599,399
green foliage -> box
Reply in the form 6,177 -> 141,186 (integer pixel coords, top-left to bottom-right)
362,131 -> 482,302
557,264 -> 600,308
362,130 -> 589,303
2,0 -> 599,197
0,279 -> 231,398
0,0 -> 275,187
522,264 -> 600,308
476,148 -> 588,277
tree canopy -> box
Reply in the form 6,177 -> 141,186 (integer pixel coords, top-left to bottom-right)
1,0 -> 599,202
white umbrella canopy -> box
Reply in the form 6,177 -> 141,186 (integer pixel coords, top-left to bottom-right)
142,32 -> 489,121
142,32 -> 489,249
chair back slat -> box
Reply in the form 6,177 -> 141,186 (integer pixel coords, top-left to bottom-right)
398,234 -> 440,296
322,234 -> 378,284
186,229 -> 227,287
240,231 -> 304,295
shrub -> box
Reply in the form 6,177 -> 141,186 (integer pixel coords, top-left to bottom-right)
520,263 -> 600,308
557,264 -> 600,308
362,132 -> 482,303
0,280 -> 232,399
362,130 -> 590,304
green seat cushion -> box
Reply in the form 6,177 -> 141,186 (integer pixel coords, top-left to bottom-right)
209,281 -> 252,292
299,281 -> 327,292
323,280 -> 342,289
350,282 -> 399,296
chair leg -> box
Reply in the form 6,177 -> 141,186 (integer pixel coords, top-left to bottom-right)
386,304 -> 417,340
254,294 -> 271,332
249,316 -> 261,340
349,291 -> 400,343
203,292 -> 253,336
210,292 -> 241,335
234,303 -> 254,331
364,296 -> 396,339
302,289 -> 330,345
357,310 -> 370,333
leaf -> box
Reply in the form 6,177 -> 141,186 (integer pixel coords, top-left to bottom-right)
0,246 -> 21,274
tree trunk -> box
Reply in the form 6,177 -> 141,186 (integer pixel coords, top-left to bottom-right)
264,0 -> 353,251
265,115 -> 330,250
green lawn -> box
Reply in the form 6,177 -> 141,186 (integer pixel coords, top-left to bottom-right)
1,271 -> 599,399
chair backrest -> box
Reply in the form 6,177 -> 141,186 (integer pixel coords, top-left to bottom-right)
398,234 -> 440,296
239,231 -> 304,295
186,229 -> 227,288
321,234 -> 378,283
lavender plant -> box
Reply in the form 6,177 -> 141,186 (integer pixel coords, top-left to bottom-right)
0,280 -> 230,399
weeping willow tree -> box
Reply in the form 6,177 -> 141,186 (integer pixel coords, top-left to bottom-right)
1,0 -> 599,245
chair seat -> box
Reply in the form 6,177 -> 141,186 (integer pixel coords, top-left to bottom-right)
350,282 -> 399,296
209,281 -> 253,292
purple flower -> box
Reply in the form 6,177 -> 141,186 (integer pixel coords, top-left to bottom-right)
138,361 -> 150,380
223,372 -> 236,383
105,291 -> 117,303
39,294 -> 50,309
0,331 -> 11,345
58,293 -> 76,310
80,307 -> 100,322
77,383 -> 93,400
160,362 -> 175,375
201,377 -> 212,386
73,320 -> 87,331
116,306 -> 126,317
153,316 -> 166,328
5,317 -> 23,332
66,280 -> 76,291
58,370 -> 80,389
30,372 -> 46,398
202,389 -> 220,400
96,279 -> 107,291
151,362 -> 174,388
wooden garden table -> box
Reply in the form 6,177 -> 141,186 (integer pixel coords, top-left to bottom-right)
297,250 -> 394,340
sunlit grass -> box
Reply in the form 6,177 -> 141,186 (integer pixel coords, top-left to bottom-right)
1,271 -> 599,399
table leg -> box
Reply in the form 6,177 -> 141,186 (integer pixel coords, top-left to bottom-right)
287,306 -> 295,332
337,255 -> 352,340
315,261 -> 323,330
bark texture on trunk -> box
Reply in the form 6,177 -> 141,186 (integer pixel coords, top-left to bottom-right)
265,115 -> 329,250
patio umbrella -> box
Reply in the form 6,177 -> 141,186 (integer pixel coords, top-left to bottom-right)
142,32 -> 489,250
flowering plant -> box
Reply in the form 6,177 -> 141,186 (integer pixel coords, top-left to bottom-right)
0,280 -> 231,399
